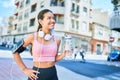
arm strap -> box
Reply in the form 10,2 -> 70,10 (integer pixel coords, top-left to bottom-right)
12,39 -> 26,54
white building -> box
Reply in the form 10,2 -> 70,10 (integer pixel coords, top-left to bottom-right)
0,16 -> 14,47
91,9 -> 111,55
12,0 -> 92,52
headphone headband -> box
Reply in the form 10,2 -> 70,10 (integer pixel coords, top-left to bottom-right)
38,30 -> 54,40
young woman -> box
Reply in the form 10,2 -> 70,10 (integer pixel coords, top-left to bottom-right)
13,9 -> 67,80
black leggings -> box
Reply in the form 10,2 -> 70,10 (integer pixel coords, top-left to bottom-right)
28,66 -> 58,80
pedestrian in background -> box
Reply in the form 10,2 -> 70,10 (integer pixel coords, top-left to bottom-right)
12,9 -> 68,80
73,46 -> 79,61
79,47 -> 86,62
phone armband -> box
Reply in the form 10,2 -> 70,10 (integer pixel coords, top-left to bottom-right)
12,39 -> 26,54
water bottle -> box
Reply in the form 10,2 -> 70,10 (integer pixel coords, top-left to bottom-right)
64,34 -> 73,54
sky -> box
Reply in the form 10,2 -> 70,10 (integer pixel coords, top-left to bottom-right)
0,0 -> 15,24
0,0 -> 114,24
92,0 -> 114,14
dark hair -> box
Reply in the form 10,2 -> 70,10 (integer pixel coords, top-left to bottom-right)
37,9 -> 53,32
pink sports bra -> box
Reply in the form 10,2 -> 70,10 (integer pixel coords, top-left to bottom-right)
32,32 -> 58,62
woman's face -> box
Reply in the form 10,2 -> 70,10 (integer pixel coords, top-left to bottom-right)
40,12 -> 55,30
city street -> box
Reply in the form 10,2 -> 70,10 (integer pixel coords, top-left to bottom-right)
0,47 -> 120,80
57,60 -> 120,80
0,0 -> 120,80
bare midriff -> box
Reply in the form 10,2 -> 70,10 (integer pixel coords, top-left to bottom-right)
33,61 -> 55,68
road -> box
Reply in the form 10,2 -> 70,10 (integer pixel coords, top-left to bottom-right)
0,58 -> 120,80
56,60 -> 120,79
0,46 -> 120,80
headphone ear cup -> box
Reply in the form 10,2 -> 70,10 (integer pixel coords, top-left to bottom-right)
44,34 -> 52,40
38,30 -> 44,38
38,30 -> 53,40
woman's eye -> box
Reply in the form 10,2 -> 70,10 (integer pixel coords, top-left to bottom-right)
47,17 -> 51,19
47,17 -> 54,20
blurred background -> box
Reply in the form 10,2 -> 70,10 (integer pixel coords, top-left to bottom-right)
0,0 -> 120,80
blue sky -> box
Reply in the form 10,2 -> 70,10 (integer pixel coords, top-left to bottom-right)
92,0 -> 114,13
0,0 -> 15,23
0,0 -> 114,24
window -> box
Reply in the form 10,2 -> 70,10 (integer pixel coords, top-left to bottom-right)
20,1 -> 24,8
98,30 -> 103,36
50,0 -> 64,6
89,23 -> 92,31
50,0 -> 57,6
71,20 -> 79,29
83,7 -> 87,15
24,9 -> 29,19
14,24 -> 17,30
40,1 -> 44,8
26,0 -> 30,5
76,21 -> 79,29
23,22 -> 28,32
82,21 -> 87,31
58,0 -> 64,6
18,24 -> 22,32
54,14 -> 64,24
31,3 -> 37,12
30,18 -> 35,27
18,12 -> 23,21
71,19 -> 75,28
76,5 -> 79,13
71,3 -> 75,12
58,15 -> 64,24
14,13 -> 18,19
83,7 -> 87,13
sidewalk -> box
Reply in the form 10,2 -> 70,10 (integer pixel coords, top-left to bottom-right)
0,50 -> 93,80
0,49 -> 119,80
0,58 -> 93,80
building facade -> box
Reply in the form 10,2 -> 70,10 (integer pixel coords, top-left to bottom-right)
91,9 -> 111,55
110,0 -> 120,49
11,0 -> 92,52
0,16 -> 14,47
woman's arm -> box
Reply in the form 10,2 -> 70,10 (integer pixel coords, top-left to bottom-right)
55,38 -> 66,62
55,51 -> 66,62
13,34 -> 33,70
13,34 -> 39,80
13,52 -> 27,71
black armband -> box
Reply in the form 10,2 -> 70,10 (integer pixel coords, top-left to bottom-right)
12,39 -> 26,54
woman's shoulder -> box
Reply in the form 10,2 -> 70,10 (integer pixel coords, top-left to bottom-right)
24,33 -> 35,42
54,36 -> 61,41
54,36 -> 61,45
25,33 -> 34,39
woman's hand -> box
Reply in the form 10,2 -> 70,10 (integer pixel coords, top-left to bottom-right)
23,68 -> 40,80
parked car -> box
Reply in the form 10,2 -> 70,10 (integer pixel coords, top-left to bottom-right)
107,50 -> 120,61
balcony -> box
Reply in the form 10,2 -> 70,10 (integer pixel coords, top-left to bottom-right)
50,0 -> 65,7
49,7 -> 65,14
110,12 -> 120,32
